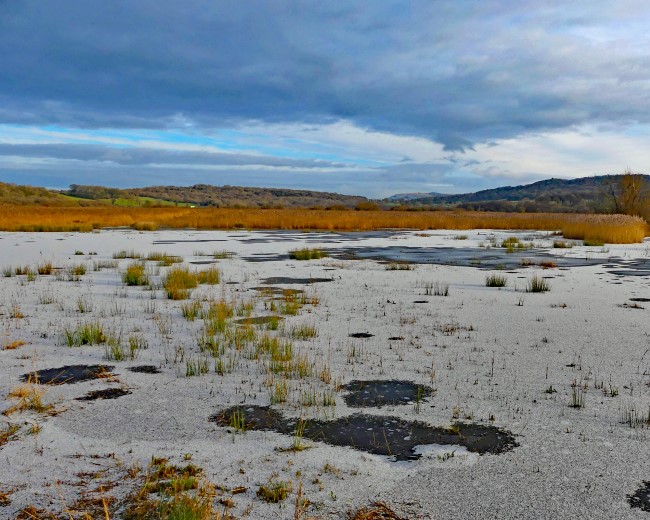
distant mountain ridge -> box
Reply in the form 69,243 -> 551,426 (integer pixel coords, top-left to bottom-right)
0,174 -> 647,215
386,175 -> 650,213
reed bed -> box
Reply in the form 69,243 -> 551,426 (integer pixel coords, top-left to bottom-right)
0,206 -> 645,243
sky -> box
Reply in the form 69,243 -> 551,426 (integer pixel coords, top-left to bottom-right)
0,1 -> 649,198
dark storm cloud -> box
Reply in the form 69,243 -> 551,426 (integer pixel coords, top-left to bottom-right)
0,143 -> 347,169
1,1 -> 649,149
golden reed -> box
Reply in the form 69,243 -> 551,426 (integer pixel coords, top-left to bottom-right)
0,206 -> 646,243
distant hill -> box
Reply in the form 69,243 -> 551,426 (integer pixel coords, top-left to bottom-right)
1,174 -> 648,215
0,181 -> 102,206
385,175 -> 650,213
385,192 -> 447,201
128,184 -> 368,208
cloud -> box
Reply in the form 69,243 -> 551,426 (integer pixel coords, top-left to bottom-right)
1,2 -> 649,195
1,1 -> 650,148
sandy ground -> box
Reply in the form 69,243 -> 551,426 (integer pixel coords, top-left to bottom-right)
0,228 -> 649,519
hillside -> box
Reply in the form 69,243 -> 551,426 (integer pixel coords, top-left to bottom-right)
0,182 -> 103,206
127,184 -> 369,208
386,175 -> 650,213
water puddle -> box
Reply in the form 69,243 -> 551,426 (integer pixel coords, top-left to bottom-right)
252,287 -> 304,296
349,332 -> 374,339
128,365 -> 161,374
342,380 -> 433,408
76,388 -> 131,401
628,481 -> 650,512
22,365 -> 115,384
261,277 -> 333,285
630,298 -> 650,302
211,405 -> 517,461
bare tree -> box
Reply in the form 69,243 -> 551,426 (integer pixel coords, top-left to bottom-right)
604,169 -> 648,216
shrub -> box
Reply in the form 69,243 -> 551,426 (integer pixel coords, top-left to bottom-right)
526,275 -> 550,293
485,273 -> 508,287
122,262 -> 149,286
163,267 -> 198,300
197,266 -> 220,285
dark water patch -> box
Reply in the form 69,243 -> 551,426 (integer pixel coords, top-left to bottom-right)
128,365 -> 161,374
242,254 -> 288,262
332,246 -> 607,270
234,316 -> 284,325
349,332 -> 374,338
22,365 -> 114,384
389,336 -> 404,341
252,287 -> 304,296
630,298 -> 650,302
189,260 -> 218,265
153,239 -> 227,244
225,281 -> 240,285
413,300 -> 428,303
342,380 -> 433,408
211,405 -> 517,461
261,277 -> 333,285
628,481 -> 650,512
76,388 -> 131,401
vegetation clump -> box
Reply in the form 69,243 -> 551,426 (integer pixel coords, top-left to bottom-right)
122,262 -> 149,286
289,248 -> 328,260
526,275 -> 551,293
257,475 -> 293,503
485,273 -> 508,287
163,267 -> 199,300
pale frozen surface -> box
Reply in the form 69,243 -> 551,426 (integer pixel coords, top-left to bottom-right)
0,229 -> 649,519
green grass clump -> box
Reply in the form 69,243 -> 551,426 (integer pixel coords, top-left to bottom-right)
146,252 -> 182,265
62,321 -> 112,347
181,300 -> 202,321
122,262 -> 149,286
36,261 -> 53,275
386,262 -> 413,270
485,273 -> 508,287
113,250 -> 142,259
288,323 -> 318,340
289,248 -> 328,260
197,266 -> 220,285
526,275 -> 551,293
257,476 -> 293,503
552,240 -> 573,249
163,267 -> 199,300
583,238 -> 605,247
501,236 -> 533,253
123,459 -> 217,520
213,250 -> 234,259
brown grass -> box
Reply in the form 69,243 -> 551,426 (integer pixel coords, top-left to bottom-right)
2,340 -> 26,350
348,501 -> 407,520
0,206 -> 645,243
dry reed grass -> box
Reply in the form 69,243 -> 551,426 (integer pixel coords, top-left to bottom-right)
0,206 -> 645,243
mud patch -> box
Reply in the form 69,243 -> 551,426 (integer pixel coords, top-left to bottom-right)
211,405 -> 517,461
342,380 -> 433,408
22,365 -> 114,384
76,388 -> 131,401
234,316 -> 284,326
128,365 -> 161,374
261,277 -> 333,285
628,481 -> 650,512
349,332 -> 374,338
